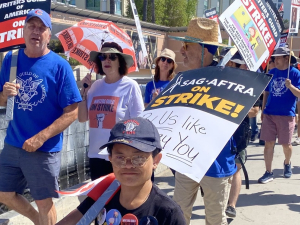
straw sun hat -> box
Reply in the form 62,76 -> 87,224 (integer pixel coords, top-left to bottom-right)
154,48 -> 178,69
169,17 -> 228,47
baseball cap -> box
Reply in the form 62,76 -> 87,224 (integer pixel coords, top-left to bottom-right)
99,117 -> 162,153
25,9 -> 52,31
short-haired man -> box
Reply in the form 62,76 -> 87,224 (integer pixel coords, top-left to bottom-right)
57,117 -> 186,225
169,18 -> 237,225
259,47 -> 300,183
0,9 -> 81,224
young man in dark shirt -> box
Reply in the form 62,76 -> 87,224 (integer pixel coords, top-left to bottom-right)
57,117 -> 186,225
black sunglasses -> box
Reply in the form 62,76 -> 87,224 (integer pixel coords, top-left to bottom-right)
160,57 -> 173,64
98,53 -> 118,61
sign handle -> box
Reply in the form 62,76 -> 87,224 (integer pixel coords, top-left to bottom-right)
6,50 -> 19,121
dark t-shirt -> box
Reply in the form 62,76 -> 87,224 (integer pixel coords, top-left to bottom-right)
77,184 -> 186,225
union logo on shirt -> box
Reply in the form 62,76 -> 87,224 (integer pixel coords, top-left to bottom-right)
16,75 -> 46,111
271,77 -> 288,97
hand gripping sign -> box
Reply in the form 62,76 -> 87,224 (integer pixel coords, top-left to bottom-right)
140,66 -> 271,182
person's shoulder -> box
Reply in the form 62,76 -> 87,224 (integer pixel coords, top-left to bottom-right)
122,76 -> 139,86
47,51 -> 72,67
268,68 -> 277,74
145,80 -> 153,87
151,185 -> 182,211
290,66 -> 300,75
151,185 -> 185,224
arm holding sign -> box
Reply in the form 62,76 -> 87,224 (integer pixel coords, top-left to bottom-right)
285,79 -> 300,98
0,82 -> 20,106
78,73 -> 92,122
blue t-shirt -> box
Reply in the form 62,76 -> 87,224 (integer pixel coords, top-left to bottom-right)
144,80 -> 170,103
205,137 -> 237,178
264,67 -> 300,116
0,50 -> 81,152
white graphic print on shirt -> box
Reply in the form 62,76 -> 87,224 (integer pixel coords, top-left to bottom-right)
271,77 -> 288,97
16,72 -> 46,111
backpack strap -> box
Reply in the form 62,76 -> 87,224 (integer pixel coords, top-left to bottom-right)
237,153 -> 249,189
5,50 -> 19,121
231,140 -> 249,189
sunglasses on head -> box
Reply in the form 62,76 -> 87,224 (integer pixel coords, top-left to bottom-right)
98,53 -> 118,61
160,57 -> 173,64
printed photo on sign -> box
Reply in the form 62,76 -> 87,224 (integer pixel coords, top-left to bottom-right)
231,6 -> 266,62
126,30 -> 157,69
289,6 -> 299,34
89,96 -> 120,129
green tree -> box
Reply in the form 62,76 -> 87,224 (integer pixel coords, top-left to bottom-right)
126,0 -> 196,26
186,0 -> 198,22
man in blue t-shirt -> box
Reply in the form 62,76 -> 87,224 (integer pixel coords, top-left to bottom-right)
259,47 -> 300,184
169,18 -> 237,225
0,9 -> 81,224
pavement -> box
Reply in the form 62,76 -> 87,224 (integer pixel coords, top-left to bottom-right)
155,126 -> 300,225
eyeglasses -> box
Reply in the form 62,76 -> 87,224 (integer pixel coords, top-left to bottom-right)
98,53 -> 118,61
111,155 -> 150,168
160,57 -> 173,64
181,42 -> 192,51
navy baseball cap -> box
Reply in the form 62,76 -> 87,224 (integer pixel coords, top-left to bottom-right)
100,117 -> 162,153
25,9 -> 52,31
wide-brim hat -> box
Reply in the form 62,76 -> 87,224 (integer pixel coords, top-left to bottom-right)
169,18 -> 228,47
99,117 -> 162,153
291,51 -> 298,64
154,48 -> 178,69
272,47 -> 297,64
90,47 -> 134,68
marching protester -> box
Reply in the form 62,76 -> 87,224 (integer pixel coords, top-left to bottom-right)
223,52 -> 259,218
57,117 -> 186,225
144,48 -> 177,107
0,9 -> 81,225
78,42 -> 144,182
169,18 -> 237,225
259,47 -> 300,183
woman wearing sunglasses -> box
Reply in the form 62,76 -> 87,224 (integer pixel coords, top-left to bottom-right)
78,42 -> 144,181
144,48 -> 177,107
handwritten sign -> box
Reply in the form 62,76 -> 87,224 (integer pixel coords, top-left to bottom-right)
140,67 -> 271,182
